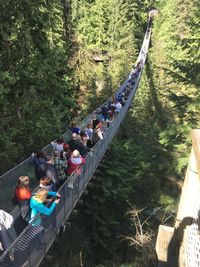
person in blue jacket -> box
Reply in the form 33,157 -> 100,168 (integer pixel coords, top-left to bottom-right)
30,188 -> 60,223
28,188 -> 60,252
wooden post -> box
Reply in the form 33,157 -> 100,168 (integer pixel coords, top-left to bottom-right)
156,225 -> 174,267
156,129 -> 200,267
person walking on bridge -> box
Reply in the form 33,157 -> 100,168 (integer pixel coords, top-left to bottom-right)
38,155 -> 58,190
68,133 -> 88,157
14,176 -> 32,235
53,150 -> 68,186
67,150 -> 86,189
29,188 -> 60,222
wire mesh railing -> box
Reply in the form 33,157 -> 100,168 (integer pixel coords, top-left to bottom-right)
186,205 -> 200,267
0,17 -> 152,267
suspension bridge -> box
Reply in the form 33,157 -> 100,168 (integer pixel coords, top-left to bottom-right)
0,14 -> 153,267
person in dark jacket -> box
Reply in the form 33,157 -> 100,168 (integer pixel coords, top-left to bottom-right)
31,151 -> 46,180
60,143 -> 72,160
70,123 -> 81,135
38,155 -> 58,190
95,105 -> 109,120
91,115 -> 101,130
68,133 -> 88,157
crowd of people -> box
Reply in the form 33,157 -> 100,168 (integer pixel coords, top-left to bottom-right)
0,62 -> 143,257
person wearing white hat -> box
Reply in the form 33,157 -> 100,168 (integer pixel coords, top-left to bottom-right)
67,150 -> 86,176
66,150 -> 86,189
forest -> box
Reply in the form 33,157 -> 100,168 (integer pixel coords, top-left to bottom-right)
0,0 -> 200,266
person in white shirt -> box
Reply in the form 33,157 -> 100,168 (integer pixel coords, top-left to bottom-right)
115,102 -> 122,113
0,210 -> 17,251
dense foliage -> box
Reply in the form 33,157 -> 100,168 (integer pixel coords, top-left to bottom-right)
149,0 -> 200,174
0,0 -> 76,173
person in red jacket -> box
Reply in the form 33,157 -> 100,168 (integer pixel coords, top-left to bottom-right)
67,150 -> 86,176
15,176 -> 31,202
67,150 -> 86,189
14,176 -> 32,235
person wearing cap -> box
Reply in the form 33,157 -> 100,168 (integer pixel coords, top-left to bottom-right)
53,150 -> 68,186
68,133 -> 88,157
67,150 -> 86,176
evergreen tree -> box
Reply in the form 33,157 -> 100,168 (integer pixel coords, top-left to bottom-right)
149,0 -> 200,174
0,0 -> 76,172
